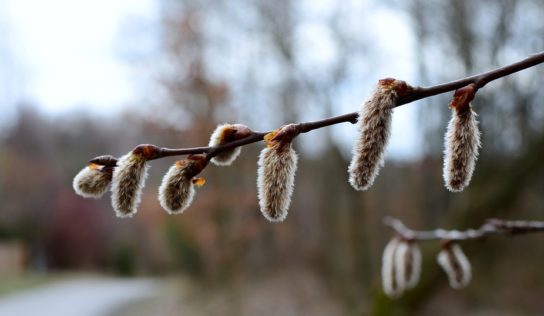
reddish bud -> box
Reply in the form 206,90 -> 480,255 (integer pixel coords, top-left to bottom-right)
449,84 -> 477,114
132,144 -> 162,160
264,124 -> 300,150
378,78 -> 413,98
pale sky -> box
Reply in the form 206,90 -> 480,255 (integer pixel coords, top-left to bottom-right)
0,0 -> 422,159
0,0 -> 158,115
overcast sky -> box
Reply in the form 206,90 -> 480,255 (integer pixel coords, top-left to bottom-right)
0,0 -> 158,114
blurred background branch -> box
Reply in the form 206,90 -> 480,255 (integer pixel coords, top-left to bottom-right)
384,216 -> 544,241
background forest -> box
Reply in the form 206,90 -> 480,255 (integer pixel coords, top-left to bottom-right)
1,0 -> 544,315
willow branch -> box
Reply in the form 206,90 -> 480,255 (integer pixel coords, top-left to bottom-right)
89,51 -> 544,166
89,114 -> 360,165
383,216 -> 544,242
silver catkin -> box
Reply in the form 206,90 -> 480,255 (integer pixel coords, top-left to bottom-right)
110,152 -> 149,218
382,238 -> 403,298
437,243 -> 472,289
348,83 -> 397,191
394,241 -> 422,290
158,161 -> 196,214
257,142 -> 298,222
443,105 -> 481,192
208,124 -> 242,166
73,164 -> 111,199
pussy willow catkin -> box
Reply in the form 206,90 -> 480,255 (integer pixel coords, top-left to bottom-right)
348,79 -> 406,191
159,156 -> 207,214
110,152 -> 149,218
73,163 -> 112,199
443,105 -> 481,192
208,123 -> 251,166
257,126 -> 299,222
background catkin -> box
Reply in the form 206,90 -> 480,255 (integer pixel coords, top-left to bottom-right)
394,241 -> 422,290
110,152 -> 149,218
348,85 -> 396,191
443,106 -> 481,192
382,238 -> 403,298
437,243 -> 472,289
257,142 -> 298,222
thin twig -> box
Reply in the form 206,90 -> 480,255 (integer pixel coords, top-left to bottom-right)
383,216 -> 544,242
89,51 -> 544,165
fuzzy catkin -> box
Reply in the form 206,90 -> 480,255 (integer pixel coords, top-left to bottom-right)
257,142 -> 298,222
158,161 -> 195,214
443,106 -> 481,192
437,243 -> 472,289
382,238 -> 403,298
348,85 -> 396,191
394,241 -> 422,290
208,123 -> 245,166
110,152 -> 149,218
73,164 -> 111,198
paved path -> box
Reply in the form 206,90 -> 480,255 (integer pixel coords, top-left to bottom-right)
0,277 -> 159,316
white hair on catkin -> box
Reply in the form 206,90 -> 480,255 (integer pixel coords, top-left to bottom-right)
110,152 -> 149,218
208,123 -> 248,166
394,241 -> 422,290
158,161 -> 195,214
72,164 -> 111,199
348,84 -> 396,191
257,143 -> 298,222
382,238 -> 403,298
437,243 -> 472,289
443,105 -> 481,192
